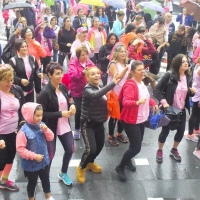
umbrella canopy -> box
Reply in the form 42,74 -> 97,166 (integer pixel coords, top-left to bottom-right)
103,0 -> 126,9
72,3 -> 89,15
139,1 -> 165,13
180,0 -> 200,22
142,0 -> 162,19
79,0 -> 105,7
3,2 -> 34,10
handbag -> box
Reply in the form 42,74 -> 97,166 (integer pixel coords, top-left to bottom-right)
164,106 -> 183,131
43,26 -> 56,39
145,109 -> 171,130
2,43 -> 11,64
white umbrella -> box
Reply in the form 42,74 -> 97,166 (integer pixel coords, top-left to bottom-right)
139,1 -> 165,13
103,0 -> 126,9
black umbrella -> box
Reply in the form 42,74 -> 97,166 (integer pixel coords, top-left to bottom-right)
3,2 -> 34,10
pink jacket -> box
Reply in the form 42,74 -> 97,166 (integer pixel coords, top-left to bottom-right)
16,102 -> 54,160
68,58 -> 95,97
193,46 -> 200,63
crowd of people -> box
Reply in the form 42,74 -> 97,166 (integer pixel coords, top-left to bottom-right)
1,0 -> 200,199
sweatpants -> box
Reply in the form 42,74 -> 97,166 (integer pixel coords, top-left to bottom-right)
24,165 -> 50,198
80,121 -> 105,169
119,122 -> 144,168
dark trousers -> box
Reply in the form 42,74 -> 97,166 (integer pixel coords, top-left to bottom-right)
5,26 -> 10,41
0,133 -> 16,171
158,109 -> 186,143
189,102 -> 200,135
53,49 -> 58,62
80,121 -> 105,169
24,165 -> 50,198
108,117 -> 123,136
119,122 -> 144,168
157,46 -> 166,70
126,10 -> 131,24
24,90 -> 34,103
108,21 -> 114,32
47,131 -> 74,173
73,97 -> 82,130
41,56 -> 51,74
58,53 -> 71,67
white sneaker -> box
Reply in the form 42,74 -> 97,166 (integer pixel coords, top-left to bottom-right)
193,150 -> 200,160
44,196 -> 55,200
186,134 -> 199,142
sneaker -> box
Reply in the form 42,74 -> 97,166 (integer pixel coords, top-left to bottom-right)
125,160 -> 136,172
0,180 -> 19,191
76,166 -> 86,184
86,162 -> 102,173
194,129 -> 200,135
156,150 -> 163,163
108,136 -> 119,146
115,165 -> 127,181
58,172 -> 72,185
170,149 -> 181,161
186,134 -> 199,142
116,133 -> 128,143
42,79 -> 48,85
73,129 -> 80,140
44,197 -> 55,200
193,149 -> 200,159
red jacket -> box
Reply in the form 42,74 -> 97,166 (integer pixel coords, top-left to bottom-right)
127,40 -> 156,61
118,79 -> 156,124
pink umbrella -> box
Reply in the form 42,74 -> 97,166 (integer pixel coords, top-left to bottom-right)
72,3 -> 89,15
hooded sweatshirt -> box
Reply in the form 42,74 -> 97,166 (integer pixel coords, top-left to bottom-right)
16,102 -> 54,172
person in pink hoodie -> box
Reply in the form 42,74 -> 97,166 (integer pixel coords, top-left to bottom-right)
16,102 -> 54,200
193,46 -> 200,63
68,46 -> 95,139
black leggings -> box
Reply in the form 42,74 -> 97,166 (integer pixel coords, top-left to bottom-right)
73,97 -> 82,130
108,118 -> 123,136
41,56 -> 51,74
189,101 -> 200,135
158,109 -> 186,143
80,121 -> 105,169
0,132 -> 16,171
119,122 -> 144,168
47,131 -> 74,173
24,165 -> 50,198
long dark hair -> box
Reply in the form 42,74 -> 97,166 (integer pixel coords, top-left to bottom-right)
95,7 -> 105,17
170,54 -> 190,80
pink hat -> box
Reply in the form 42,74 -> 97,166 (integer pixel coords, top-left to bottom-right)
77,27 -> 87,33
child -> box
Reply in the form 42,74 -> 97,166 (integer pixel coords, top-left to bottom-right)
76,66 -> 120,184
58,12 -> 65,27
16,103 -> 54,200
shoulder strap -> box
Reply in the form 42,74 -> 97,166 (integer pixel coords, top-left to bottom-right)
10,57 -> 16,66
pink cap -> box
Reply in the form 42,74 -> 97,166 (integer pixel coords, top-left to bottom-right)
77,27 -> 87,33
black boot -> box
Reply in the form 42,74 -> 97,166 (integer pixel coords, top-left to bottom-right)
115,165 -> 127,181
125,160 -> 136,172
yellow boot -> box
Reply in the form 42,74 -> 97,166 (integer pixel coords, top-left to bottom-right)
86,163 -> 102,173
76,166 -> 86,184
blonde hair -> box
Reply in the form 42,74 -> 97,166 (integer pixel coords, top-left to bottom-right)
19,17 -> 27,27
84,66 -> 101,80
110,44 -> 128,65
0,64 -> 14,81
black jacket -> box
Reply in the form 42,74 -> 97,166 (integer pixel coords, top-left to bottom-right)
153,71 -> 193,113
58,27 -> 76,53
9,55 -> 41,93
72,16 -> 87,30
37,82 -> 71,135
0,85 -> 25,127
81,82 -> 115,123
98,44 -> 114,72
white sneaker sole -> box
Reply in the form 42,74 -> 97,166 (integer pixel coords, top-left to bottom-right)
186,136 -> 198,142
193,151 -> 200,160
58,175 -> 72,186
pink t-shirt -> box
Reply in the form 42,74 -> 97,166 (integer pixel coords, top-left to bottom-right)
60,0 -> 64,12
193,38 -> 200,48
182,15 -> 186,25
23,56 -> 32,79
93,29 -> 103,53
107,62 -> 131,96
56,92 -> 71,135
41,35 -> 52,56
136,81 -> 150,124
192,66 -> 200,102
173,75 -> 187,110
0,91 -> 19,134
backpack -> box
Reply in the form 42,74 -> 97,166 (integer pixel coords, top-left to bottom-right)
2,43 -> 12,64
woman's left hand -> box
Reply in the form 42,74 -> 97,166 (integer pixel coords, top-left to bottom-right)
37,73 -> 43,79
189,87 -> 196,94
153,105 -> 159,112
69,104 -> 76,116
